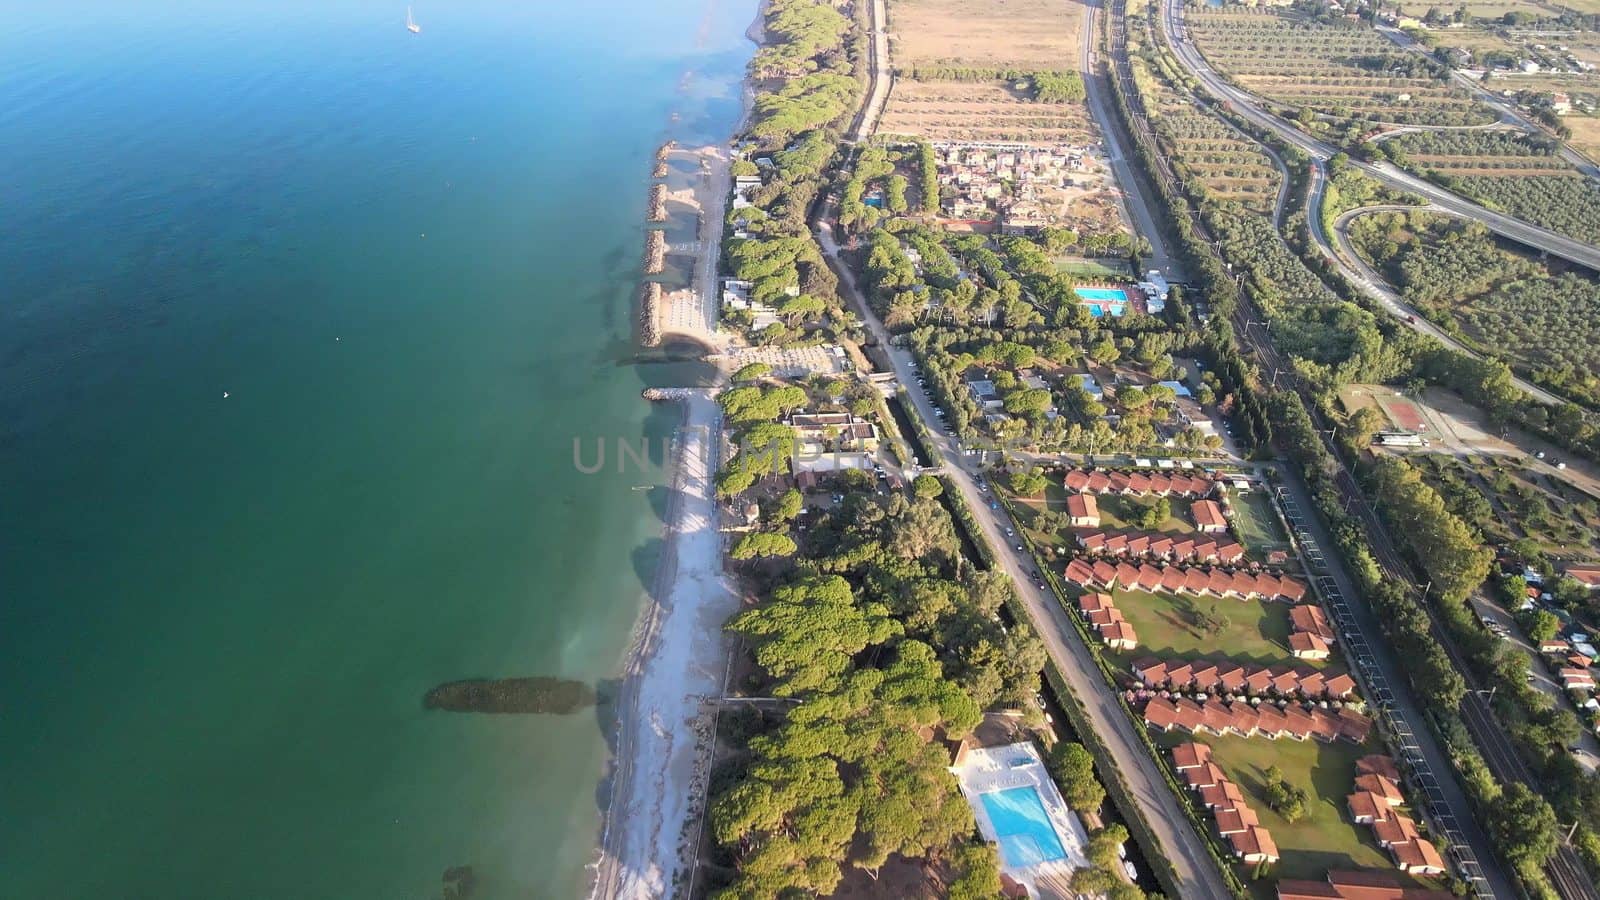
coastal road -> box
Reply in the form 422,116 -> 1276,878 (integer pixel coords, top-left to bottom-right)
1079,0 -> 1185,281
1159,0 -> 1600,274
814,215 -> 1233,900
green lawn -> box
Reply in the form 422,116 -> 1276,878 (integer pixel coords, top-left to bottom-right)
1055,256 -> 1134,279
1108,589 -> 1300,668
1231,490 -> 1291,558
1096,493 -> 1195,534
1154,732 -> 1428,896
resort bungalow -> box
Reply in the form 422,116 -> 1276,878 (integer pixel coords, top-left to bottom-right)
1354,774 -> 1404,808
1290,604 -> 1337,644
1228,826 -> 1280,864
1391,838 -> 1447,876
1357,755 -> 1402,782
1064,559 -> 1306,602
1061,467 -> 1215,498
1101,621 -> 1139,651
1199,779 -> 1246,811
1214,805 -> 1260,836
1171,741 -> 1212,772
1277,870 -> 1455,900
1066,493 -> 1100,528
1347,791 -> 1391,825
1290,632 -> 1332,661
1191,499 -> 1229,533
1372,814 -> 1421,849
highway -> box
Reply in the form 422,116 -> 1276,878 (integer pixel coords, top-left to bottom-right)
813,211 -> 1233,899
1373,23 -> 1600,181
1159,0 -> 1600,274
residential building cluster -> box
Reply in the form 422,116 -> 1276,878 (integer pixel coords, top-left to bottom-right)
1077,592 -> 1139,650
1344,756 -> 1448,877
1064,558 -> 1308,602
930,141 -> 1094,228
1075,528 -> 1245,565
1171,742 -> 1280,865
1062,467 -> 1218,497
1133,657 -> 1359,700
1144,695 -> 1373,743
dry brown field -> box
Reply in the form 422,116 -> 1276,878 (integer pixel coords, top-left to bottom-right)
887,0 -> 1084,72
878,81 -> 1096,142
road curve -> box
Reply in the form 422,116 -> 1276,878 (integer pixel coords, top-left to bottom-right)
1322,202 -> 1564,405
1160,0 -> 1600,273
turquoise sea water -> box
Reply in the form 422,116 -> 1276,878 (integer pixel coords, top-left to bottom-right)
0,1 -> 752,896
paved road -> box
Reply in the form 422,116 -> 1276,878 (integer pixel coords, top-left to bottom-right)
1320,202 -> 1564,405
1374,23 -> 1600,181
1080,0 -> 1185,281
847,0 -> 890,143
813,214 -> 1232,900
1161,0 -> 1600,273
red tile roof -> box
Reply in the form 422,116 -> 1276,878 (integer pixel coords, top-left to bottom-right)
1355,774 -> 1403,806
1391,837 -> 1446,873
1066,493 -> 1098,520
1356,755 -> 1401,781
1171,741 -> 1212,770
1347,791 -> 1391,823
1290,604 -> 1336,641
1192,499 -> 1228,529
1372,814 -> 1420,848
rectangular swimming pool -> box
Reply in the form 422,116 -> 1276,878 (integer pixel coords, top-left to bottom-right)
1074,286 -> 1130,302
979,786 -> 1068,867
1074,286 -> 1131,318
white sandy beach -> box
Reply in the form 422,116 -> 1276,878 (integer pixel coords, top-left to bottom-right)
592,389 -> 737,899
591,3 -> 765,895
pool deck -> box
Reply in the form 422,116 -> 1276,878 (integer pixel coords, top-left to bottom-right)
952,742 -> 1090,899
1074,282 -> 1149,317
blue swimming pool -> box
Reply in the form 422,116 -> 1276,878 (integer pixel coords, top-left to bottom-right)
980,786 -> 1068,867
1074,286 -> 1130,302
1074,286 -> 1131,318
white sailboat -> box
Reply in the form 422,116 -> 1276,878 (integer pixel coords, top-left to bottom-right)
406,6 -> 421,33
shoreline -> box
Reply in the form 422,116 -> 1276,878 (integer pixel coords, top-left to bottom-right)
590,1 -> 764,896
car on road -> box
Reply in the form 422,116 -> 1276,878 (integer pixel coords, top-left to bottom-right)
1015,544 -> 1024,552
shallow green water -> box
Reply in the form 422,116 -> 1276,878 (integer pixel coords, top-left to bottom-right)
0,1 -> 750,896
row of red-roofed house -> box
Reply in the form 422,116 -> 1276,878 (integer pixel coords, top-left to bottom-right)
1132,657 -> 1358,699
1064,558 -> 1307,602
1064,467 -> 1218,498
1144,696 -> 1373,743
1077,593 -> 1139,650
1169,742 -> 1279,865
1076,529 -> 1245,565
1346,755 -> 1449,877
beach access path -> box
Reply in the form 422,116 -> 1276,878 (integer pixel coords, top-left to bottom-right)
591,389 -> 737,900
